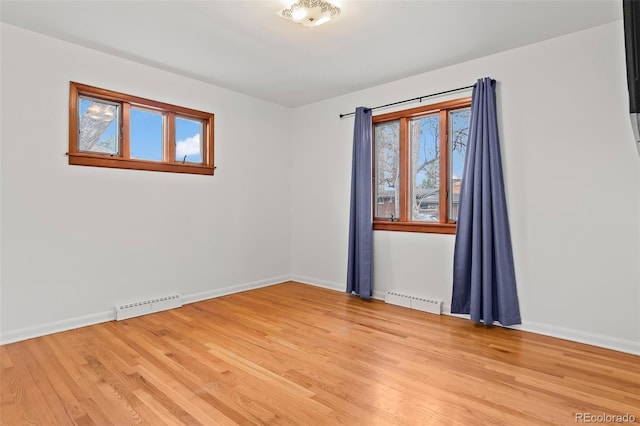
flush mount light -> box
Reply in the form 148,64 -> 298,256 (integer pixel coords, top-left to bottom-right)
277,0 -> 341,28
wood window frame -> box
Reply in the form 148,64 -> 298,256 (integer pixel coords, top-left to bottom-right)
372,97 -> 471,235
68,82 -> 215,175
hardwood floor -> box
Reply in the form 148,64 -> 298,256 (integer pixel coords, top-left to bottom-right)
1,282 -> 638,425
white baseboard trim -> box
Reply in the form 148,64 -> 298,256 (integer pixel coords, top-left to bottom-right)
442,303 -> 639,355
4,275 -> 638,356
0,310 -> 114,346
0,275 -> 289,346
300,281 -> 640,356
290,275 -> 386,300
290,275 -> 343,292
517,320 -> 640,356
181,275 -> 291,305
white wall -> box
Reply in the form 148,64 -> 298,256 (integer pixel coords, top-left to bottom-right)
0,23 -> 292,343
290,21 -> 640,354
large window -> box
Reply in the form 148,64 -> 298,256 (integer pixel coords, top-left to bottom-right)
373,98 -> 471,234
68,82 -> 215,175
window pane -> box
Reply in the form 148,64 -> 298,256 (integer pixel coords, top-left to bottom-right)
410,114 -> 440,222
175,116 -> 204,164
374,121 -> 400,220
449,108 -> 471,221
78,97 -> 119,155
130,108 -> 164,162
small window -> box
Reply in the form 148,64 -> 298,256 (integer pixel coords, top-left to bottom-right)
130,107 -> 164,162
68,82 -> 215,175
373,98 -> 471,234
175,116 -> 204,164
78,96 -> 120,156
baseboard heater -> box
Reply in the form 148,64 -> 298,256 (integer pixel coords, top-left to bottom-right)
384,291 -> 442,315
115,294 -> 182,321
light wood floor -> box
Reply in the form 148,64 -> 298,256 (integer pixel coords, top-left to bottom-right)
1,282 -> 638,425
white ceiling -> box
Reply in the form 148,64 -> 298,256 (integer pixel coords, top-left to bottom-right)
0,0 -> 622,107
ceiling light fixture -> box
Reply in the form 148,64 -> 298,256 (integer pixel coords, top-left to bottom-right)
277,0 -> 341,28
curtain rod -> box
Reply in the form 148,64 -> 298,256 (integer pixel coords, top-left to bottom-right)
338,84 -> 475,119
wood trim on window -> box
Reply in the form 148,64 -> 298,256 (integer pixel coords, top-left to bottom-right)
373,221 -> 457,234
372,97 -> 471,234
68,82 -> 215,175
438,109 -> 448,223
166,111 -> 175,164
121,102 -> 131,159
399,117 -> 409,222
372,98 -> 471,123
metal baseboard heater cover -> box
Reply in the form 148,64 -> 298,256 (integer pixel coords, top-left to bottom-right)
115,294 -> 182,321
385,291 -> 442,315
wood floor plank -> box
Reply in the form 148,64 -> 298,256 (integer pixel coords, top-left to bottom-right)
2,344 -> 60,425
46,333 -> 115,426
1,282 -> 638,425
24,338 -> 89,424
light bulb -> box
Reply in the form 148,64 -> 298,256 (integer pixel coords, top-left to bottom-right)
291,8 -> 307,21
